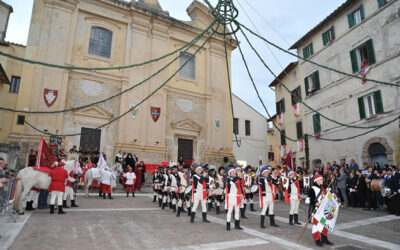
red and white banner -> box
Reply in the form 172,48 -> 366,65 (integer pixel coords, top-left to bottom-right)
278,113 -> 284,126
97,153 -> 107,169
280,145 -> 286,157
36,138 -> 56,168
294,103 -> 300,117
297,139 -> 304,152
360,64 -> 370,85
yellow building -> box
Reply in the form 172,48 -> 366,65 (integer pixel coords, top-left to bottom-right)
269,62 -> 306,168
0,0 -> 237,169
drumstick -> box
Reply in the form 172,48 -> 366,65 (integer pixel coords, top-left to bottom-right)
296,178 -> 335,243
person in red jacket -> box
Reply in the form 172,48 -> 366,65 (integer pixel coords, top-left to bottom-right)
48,161 -> 68,214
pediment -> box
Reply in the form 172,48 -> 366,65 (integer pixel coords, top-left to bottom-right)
186,1 -> 214,30
73,106 -> 113,126
171,118 -> 201,132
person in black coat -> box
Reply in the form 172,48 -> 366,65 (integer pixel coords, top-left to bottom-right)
347,171 -> 358,207
365,166 -> 378,210
356,170 -> 367,208
125,153 -> 136,172
385,167 -> 400,216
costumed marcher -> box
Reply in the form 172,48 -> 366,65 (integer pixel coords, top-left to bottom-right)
307,174 -> 333,246
207,169 -> 216,210
244,165 -> 257,213
258,166 -> 280,228
176,164 -> 189,217
25,187 -> 40,211
161,166 -> 170,209
214,167 -> 225,214
190,164 -> 210,223
285,170 -> 301,225
169,165 -> 180,213
152,167 -> 160,202
134,162 -> 143,191
123,166 -> 137,197
225,166 -> 243,230
101,167 -> 114,199
235,166 -> 247,219
48,161 -> 68,214
63,168 -> 79,208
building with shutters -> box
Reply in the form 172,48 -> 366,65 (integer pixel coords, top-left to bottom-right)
268,62 -> 306,168
232,94 -> 268,168
289,0 -> 400,167
0,0 -> 237,169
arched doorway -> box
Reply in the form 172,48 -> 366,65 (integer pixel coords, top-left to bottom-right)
369,143 -> 387,167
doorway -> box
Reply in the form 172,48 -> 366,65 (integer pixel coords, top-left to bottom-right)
80,127 -> 101,153
178,138 -> 193,163
369,142 -> 387,168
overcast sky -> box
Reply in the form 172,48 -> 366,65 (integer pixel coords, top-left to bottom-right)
3,0 -> 346,117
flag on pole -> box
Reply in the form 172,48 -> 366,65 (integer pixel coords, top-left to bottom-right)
280,145 -> 286,157
294,103 -> 300,117
36,138 -> 56,168
278,113 -> 284,126
97,152 -> 107,169
284,150 -> 294,170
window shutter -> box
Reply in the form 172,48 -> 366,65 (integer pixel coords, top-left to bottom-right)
331,26 -> 335,40
304,77 -> 309,96
350,49 -> 359,73
322,32 -> 328,46
373,90 -> 384,114
366,39 -> 376,65
359,4 -> 365,20
310,43 -> 314,55
358,97 -> 366,119
296,122 -> 303,139
313,114 -> 321,134
303,47 -> 308,59
282,98 -> 285,113
348,13 -> 355,28
276,102 -> 280,115
314,71 -> 321,91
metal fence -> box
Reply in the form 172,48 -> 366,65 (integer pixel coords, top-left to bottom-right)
0,178 -> 18,222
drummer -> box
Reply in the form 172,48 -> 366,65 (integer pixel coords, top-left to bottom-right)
215,167 -> 225,214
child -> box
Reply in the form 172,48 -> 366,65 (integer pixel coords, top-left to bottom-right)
123,167 -> 137,197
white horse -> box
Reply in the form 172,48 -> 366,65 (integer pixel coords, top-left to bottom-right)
13,160 -> 77,215
83,163 -> 121,197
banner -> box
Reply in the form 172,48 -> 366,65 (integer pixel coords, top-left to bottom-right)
36,138 -> 57,168
278,113 -> 284,126
313,191 -> 340,232
294,103 -> 300,117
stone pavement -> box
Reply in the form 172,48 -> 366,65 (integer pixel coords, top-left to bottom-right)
2,193 -> 400,250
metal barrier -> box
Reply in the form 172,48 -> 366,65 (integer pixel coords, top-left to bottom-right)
0,178 -> 18,222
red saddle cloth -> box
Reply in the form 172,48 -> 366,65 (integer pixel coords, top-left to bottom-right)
33,166 -> 53,174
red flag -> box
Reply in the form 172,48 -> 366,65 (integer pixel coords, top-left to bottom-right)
284,150 -> 294,170
36,138 -> 57,168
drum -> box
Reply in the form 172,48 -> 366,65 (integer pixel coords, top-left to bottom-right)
382,187 -> 391,197
370,179 -> 384,192
214,188 -> 223,196
251,185 -> 258,193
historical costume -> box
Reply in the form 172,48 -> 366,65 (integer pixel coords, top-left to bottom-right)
63,170 -> 78,208
161,166 -> 170,209
244,165 -> 257,213
123,168 -> 137,197
214,167 -> 225,214
308,174 -> 333,246
48,162 -> 68,214
169,166 -> 180,213
190,165 -> 210,223
225,166 -> 243,230
259,166 -> 279,228
285,170 -> 301,225
176,165 -> 190,217
101,168 -> 114,199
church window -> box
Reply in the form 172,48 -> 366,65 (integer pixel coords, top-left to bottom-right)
88,27 -> 112,58
179,52 -> 196,80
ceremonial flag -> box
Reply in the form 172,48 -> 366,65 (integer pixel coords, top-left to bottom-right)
294,103 -> 300,117
284,150 -> 294,170
36,138 -> 56,168
313,191 -> 340,236
280,145 -> 286,157
97,152 -> 107,169
297,139 -> 304,152
303,176 -> 310,188
278,113 -> 284,126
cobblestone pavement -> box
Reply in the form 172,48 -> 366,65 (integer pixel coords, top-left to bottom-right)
2,193 -> 400,250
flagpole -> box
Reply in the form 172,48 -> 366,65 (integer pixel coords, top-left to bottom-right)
296,177 -> 335,242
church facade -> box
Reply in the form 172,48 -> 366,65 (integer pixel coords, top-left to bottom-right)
1,0 -> 237,168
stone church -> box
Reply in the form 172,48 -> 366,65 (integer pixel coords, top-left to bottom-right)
0,0 -> 237,168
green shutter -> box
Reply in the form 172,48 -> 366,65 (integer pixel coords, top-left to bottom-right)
360,4 -> 365,20
276,102 -> 280,115
314,71 -> 320,91
303,47 -> 308,59
366,39 -> 376,65
282,98 -> 285,113
378,0 -> 385,8
322,32 -> 328,46
313,114 -> 321,134
374,90 -> 384,114
358,97 -> 366,119
304,77 -> 309,96
310,43 -> 314,55
331,26 -> 335,40
348,13 -> 355,28
350,49 -> 359,73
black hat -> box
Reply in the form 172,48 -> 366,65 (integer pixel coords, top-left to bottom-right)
183,164 -> 191,169
245,165 -> 253,172
218,166 -> 225,174
172,165 -> 178,169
